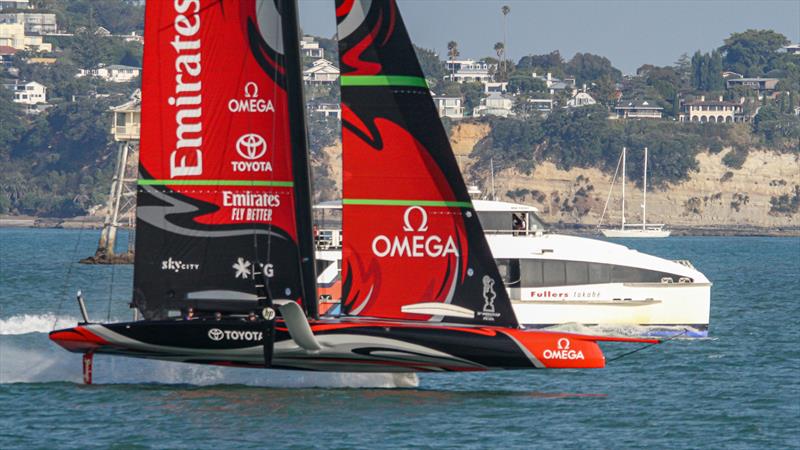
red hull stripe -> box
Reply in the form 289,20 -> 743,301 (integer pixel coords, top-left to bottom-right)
340,75 -> 428,87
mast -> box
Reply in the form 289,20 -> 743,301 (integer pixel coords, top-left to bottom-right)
280,0 -> 318,319
642,146 -> 648,230
621,146 -> 626,231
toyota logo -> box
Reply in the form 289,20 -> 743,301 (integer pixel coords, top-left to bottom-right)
208,328 -> 224,341
235,133 -> 268,160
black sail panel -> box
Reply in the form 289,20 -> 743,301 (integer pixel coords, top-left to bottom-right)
336,0 -> 518,327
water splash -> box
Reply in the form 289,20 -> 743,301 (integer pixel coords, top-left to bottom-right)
0,314 -> 80,335
0,333 -> 418,388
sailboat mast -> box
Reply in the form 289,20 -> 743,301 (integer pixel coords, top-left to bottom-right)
281,0 -> 318,319
621,147 -> 626,231
642,146 -> 648,230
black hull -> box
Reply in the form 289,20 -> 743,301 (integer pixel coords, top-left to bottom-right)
48,318 -> 638,372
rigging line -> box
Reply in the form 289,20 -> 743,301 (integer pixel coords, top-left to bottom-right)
106,257 -> 116,321
597,150 -> 623,230
606,329 -> 688,362
53,216 -> 89,330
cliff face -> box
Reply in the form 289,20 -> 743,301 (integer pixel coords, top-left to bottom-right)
310,122 -> 799,228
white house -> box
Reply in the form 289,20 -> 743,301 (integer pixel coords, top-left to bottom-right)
444,59 -> 493,84
300,35 -> 324,59
77,64 -> 141,83
484,82 -> 508,94
310,102 -> 341,119
303,58 -> 339,84
0,12 -> 57,34
472,92 -> 515,118
4,80 -> 46,109
566,89 -> 597,108
532,72 -> 575,95
432,94 -> 464,119
614,100 -> 663,119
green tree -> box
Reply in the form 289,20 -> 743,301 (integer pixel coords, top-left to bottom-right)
565,52 -> 622,85
721,29 -> 790,76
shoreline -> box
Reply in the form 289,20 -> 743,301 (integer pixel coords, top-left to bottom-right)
2,215 -> 798,237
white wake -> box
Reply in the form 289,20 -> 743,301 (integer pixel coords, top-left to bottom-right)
0,332 -> 419,388
0,314 -> 80,335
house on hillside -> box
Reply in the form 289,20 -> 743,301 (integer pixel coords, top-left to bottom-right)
778,43 -> 800,55
0,22 -> 50,51
310,102 -> 341,119
77,64 -> 141,83
566,88 -> 597,108
679,95 -> 746,123
614,100 -> 663,119
0,12 -> 57,34
725,77 -> 779,93
0,44 -> 15,65
432,94 -> 464,119
0,0 -> 29,11
444,59 -> 493,84
472,92 -> 515,118
303,58 -> 339,84
532,72 -> 575,95
484,82 -> 507,94
3,79 -> 48,113
300,36 -> 324,59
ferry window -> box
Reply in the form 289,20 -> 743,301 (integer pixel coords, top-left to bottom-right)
566,261 -> 589,285
542,261 -> 566,285
495,259 -> 520,287
520,260 -> 543,286
477,212 -> 511,233
588,263 -> 612,283
611,265 -> 664,283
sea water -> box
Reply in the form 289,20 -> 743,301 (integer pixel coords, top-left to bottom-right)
1,228 -> 798,448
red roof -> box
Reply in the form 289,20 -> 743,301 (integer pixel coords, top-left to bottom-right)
0,46 -> 18,56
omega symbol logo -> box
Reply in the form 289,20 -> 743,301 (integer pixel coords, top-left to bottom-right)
243,82 -> 258,98
235,133 -> 268,160
402,205 -> 429,232
557,338 -> 570,350
208,328 -> 224,341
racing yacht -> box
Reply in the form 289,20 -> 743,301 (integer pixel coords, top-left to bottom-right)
314,199 -> 711,336
50,0 -> 658,383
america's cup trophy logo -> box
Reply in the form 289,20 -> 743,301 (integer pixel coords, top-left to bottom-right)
482,275 -> 496,313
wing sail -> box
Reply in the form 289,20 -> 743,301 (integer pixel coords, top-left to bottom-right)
336,0 -> 518,327
134,0 -> 316,319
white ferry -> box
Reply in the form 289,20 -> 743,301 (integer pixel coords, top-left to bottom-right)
313,200 -> 711,337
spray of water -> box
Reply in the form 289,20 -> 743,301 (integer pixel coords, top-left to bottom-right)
0,314 -> 80,335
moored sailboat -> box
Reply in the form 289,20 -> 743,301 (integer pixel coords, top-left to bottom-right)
50,0 -> 658,381
600,147 -> 670,238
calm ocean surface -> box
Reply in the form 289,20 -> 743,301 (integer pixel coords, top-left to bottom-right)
1,228 -> 798,449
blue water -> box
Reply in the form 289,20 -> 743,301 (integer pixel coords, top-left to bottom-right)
1,228 -> 798,449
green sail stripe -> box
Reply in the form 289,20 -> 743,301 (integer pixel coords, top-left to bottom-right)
340,75 -> 428,88
343,198 -> 473,208
138,179 -> 294,187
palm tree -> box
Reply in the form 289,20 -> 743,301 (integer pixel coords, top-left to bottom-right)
447,41 -> 459,76
501,5 -> 510,77
494,42 -> 505,80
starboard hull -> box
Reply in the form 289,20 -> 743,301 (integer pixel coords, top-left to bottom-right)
49,319 -> 656,373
